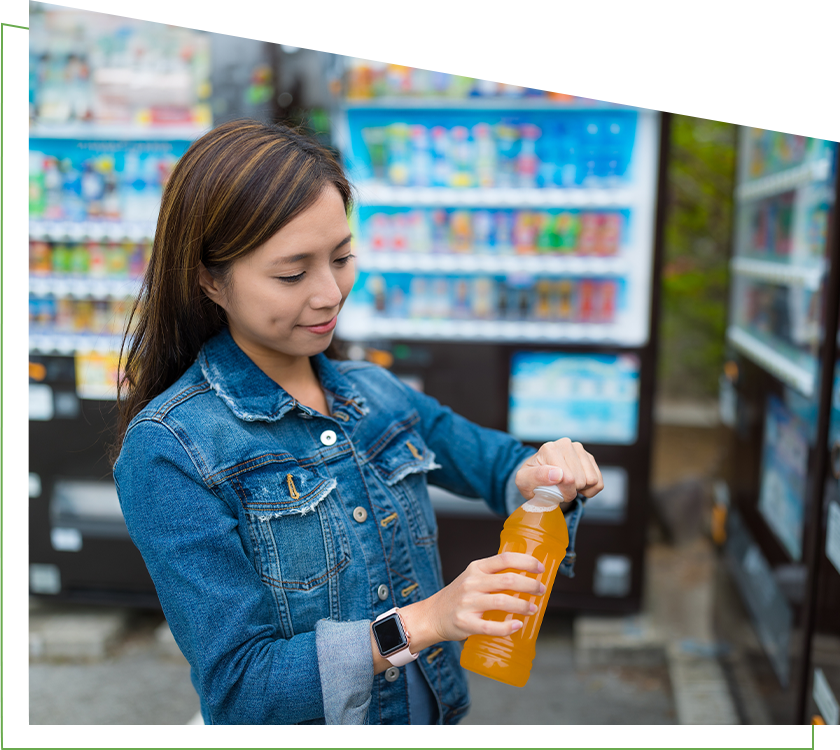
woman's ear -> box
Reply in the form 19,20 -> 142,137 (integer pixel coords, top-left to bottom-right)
197,262 -> 226,306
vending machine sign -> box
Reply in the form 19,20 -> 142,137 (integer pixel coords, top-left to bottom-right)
826,501 -> 840,577
508,352 -> 640,444
757,395 -> 809,561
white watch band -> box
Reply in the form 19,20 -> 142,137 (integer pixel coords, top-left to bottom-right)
374,607 -> 419,667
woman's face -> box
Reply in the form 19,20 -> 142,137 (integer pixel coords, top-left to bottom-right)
200,186 -> 355,365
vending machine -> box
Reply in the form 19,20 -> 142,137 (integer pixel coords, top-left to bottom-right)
27,4 -> 277,605
714,127 -> 840,722
806,365 -> 840,726
328,59 -> 668,613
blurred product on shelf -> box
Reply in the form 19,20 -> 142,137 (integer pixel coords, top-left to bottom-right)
340,58 -> 598,103
357,115 -> 634,189
29,294 -> 136,338
738,281 -> 821,353
352,272 -> 620,325
748,191 -> 794,257
30,238 -> 150,280
361,208 -> 624,256
29,5 -> 212,129
745,128 -> 832,179
29,141 -> 187,223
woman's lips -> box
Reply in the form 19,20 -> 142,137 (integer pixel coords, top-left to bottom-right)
302,316 -> 337,334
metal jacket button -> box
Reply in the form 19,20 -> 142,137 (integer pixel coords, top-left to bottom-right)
384,666 -> 400,682
320,430 -> 337,446
377,584 -> 389,601
353,506 -> 368,523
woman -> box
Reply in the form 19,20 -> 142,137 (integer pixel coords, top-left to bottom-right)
113,119 -> 604,725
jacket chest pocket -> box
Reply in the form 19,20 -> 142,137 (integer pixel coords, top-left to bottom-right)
233,463 -> 351,598
368,428 -> 440,546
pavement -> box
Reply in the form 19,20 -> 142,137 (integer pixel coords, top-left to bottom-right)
28,418 -> 749,725
28,534 -> 741,726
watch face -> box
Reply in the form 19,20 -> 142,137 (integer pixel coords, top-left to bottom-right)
373,614 -> 406,656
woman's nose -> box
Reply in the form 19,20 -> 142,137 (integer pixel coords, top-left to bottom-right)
310,271 -> 343,309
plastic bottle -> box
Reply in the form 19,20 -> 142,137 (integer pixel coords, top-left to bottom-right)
460,485 -> 569,687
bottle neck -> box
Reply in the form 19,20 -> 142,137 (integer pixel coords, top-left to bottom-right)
521,496 -> 560,513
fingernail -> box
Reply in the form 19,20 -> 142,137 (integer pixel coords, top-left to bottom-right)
548,468 -> 562,483
538,562 -> 545,573
511,620 -> 523,631
540,583 -> 546,594
529,603 -> 538,614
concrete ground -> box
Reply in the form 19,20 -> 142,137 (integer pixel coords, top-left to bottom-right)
29,419 -> 747,725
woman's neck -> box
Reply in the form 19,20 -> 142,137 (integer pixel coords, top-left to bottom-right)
228,331 -> 329,415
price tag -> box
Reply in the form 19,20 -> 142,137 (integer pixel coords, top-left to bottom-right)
29,384 -> 54,421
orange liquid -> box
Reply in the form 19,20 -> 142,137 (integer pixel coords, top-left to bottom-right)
459,503 -> 569,687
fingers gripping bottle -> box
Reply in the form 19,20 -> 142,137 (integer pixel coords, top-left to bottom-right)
460,485 -> 569,687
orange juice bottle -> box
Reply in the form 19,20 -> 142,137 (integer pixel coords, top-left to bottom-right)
460,485 -> 569,687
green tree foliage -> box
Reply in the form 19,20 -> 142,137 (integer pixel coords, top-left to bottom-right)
658,116 -> 737,399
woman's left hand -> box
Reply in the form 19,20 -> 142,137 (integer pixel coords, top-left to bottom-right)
515,438 -> 604,504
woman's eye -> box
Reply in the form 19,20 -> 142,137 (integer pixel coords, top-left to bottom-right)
335,254 -> 355,266
275,272 -> 305,283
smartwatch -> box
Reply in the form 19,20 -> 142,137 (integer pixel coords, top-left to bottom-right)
372,607 -> 418,667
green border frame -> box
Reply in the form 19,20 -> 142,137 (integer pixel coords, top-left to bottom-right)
11,0 -> 840,749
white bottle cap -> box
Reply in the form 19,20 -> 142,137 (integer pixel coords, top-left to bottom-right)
521,485 -> 566,512
533,485 -> 565,503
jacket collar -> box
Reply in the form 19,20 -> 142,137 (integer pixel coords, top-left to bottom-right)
198,328 -> 366,422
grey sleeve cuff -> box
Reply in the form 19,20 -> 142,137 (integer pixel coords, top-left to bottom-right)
315,619 -> 373,725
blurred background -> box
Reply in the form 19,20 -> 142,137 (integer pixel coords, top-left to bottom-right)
26,1 -> 840,727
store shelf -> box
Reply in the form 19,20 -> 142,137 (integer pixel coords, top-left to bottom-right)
29,332 -> 126,356
726,325 -> 816,397
29,277 -> 142,299
735,159 -> 832,202
338,313 -> 631,343
356,184 -> 634,208
29,123 -> 208,141
357,251 -> 630,276
342,98 -> 629,111
29,219 -> 156,242
730,257 -> 826,289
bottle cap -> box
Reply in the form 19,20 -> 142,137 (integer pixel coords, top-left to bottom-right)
532,485 -> 566,504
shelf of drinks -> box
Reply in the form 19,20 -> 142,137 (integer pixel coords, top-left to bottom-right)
29,123 -> 209,142
29,220 -> 156,242
29,277 -> 142,300
337,314 -> 638,344
355,184 -> 635,208
726,325 -> 816,397
342,98 -> 631,111
735,158 -> 832,203
729,257 -> 826,290
356,251 -> 631,276
29,332 -> 126,356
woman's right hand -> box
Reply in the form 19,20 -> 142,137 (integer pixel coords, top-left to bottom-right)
405,552 -> 546,647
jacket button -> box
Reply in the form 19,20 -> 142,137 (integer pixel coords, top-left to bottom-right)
384,666 -> 400,682
353,506 -> 368,523
320,430 -> 337,446
377,584 -> 389,601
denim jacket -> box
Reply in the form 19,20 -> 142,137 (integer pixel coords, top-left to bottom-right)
114,328 -> 585,725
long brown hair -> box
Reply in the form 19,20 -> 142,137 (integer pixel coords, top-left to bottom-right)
113,119 -> 353,460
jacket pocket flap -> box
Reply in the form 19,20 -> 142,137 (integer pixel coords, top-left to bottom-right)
368,429 -> 440,486
232,461 -> 336,519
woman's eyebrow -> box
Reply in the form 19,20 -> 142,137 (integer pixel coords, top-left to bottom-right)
269,234 -> 353,266
334,233 -> 353,251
